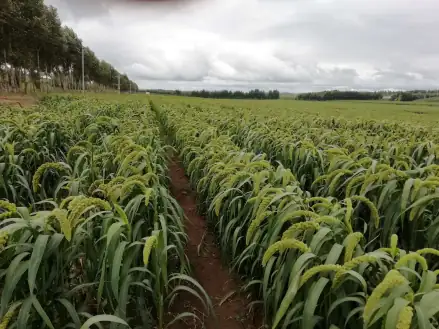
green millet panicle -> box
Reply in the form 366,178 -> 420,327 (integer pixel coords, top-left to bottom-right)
262,239 -> 310,266
277,197 -> 290,210
0,302 -> 21,329
412,179 -> 422,199
404,292 -> 414,303
254,197 -> 271,219
396,306 -> 413,329
299,264 -> 343,287
282,221 -> 320,240
345,175 -> 365,197
50,209 -> 71,241
88,179 -> 104,195
143,235 -> 158,266
113,203 -> 130,230
246,210 -> 273,245
143,188 -> 154,207
312,174 -> 328,187
343,198 -> 354,233
327,169 -> 353,182
120,180 -> 149,199
328,170 -> 353,196
67,145 -> 87,163
316,215 -> 341,225
67,197 -> 112,226
0,200 -> 17,220
63,195 -> 85,210
226,171 -> 251,189
252,171 -> 270,194
421,180 -> 439,190
333,255 -> 377,287
416,248 -> 439,257
312,202 -> 333,212
32,162 -> 69,192
395,253 -> 428,271
343,232 -> 364,263
0,231 -> 9,249
305,197 -> 331,204
363,270 -> 408,325
280,210 -> 319,223
351,195 -> 380,229
107,176 -> 127,188
344,254 -> 377,270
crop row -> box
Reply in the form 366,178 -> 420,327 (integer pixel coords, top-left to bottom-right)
153,100 -> 439,329
154,98 -> 439,251
0,97 -> 208,329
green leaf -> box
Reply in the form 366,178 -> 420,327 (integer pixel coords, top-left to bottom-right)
111,241 -> 128,300
1,260 -> 29,317
328,296 -> 365,317
28,235 -> 49,293
414,304 -> 430,329
57,298 -> 81,328
418,271 -> 437,294
32,295 -> 55,329
169,274 -> 214,317
309,227 -> 332,254
80,315 -> 129,329
17,297 -> 33,328
106,222 -> 124,247
272,273 -> 301,329
385,297 -> 409,329
419,291 -> 439,318
324,243 -> 343,265
166,312 -> 200,328
303,277 -> 329,329
400,178 -> 414,215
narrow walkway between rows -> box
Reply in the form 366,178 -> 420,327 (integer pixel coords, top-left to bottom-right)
168,157 -> 263,329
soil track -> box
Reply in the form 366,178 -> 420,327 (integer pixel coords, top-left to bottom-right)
168,157 -> 263,329
0,94 -> 37,107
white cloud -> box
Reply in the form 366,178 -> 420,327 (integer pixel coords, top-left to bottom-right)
45,0 -> 439,91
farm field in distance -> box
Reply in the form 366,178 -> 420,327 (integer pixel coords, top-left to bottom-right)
1,93 -> 439,329
150,94 -> 439,125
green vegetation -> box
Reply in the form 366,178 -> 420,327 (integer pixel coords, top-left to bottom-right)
151,94 -> 439,329
295,90 -> 439,102
145,88 -> 281,100
0,96 -> 209,328
2,92 -> 439,329
296,90 -> 382,101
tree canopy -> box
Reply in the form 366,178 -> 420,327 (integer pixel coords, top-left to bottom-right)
0,0 -> 138,92
296,90 -> 383,101
145,88 -> 281,100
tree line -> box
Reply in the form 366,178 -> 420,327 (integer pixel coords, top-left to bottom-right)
0,0 -> 138,93
145,89 -> 281,100
296,90 -> 383,101
389,91 -> 439,102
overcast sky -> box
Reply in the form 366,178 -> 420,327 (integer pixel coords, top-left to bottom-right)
44,0 -> 439,92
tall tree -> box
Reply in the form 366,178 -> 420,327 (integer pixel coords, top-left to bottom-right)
0,0 -> 138,93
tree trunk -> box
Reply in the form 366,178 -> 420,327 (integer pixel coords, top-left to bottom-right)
15,68 -> 20,92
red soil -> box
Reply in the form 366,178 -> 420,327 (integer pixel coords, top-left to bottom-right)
168,157 -> 264,329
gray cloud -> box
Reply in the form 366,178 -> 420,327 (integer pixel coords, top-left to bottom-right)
44,0 -> 439,91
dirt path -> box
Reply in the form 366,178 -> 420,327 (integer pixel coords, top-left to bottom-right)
0,94 -> 38,107
168,157 -> 263,329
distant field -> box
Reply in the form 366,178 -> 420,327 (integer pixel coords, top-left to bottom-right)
150,94 -> 439,126
5,91 -> 439,126
416,96 -> 439,103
